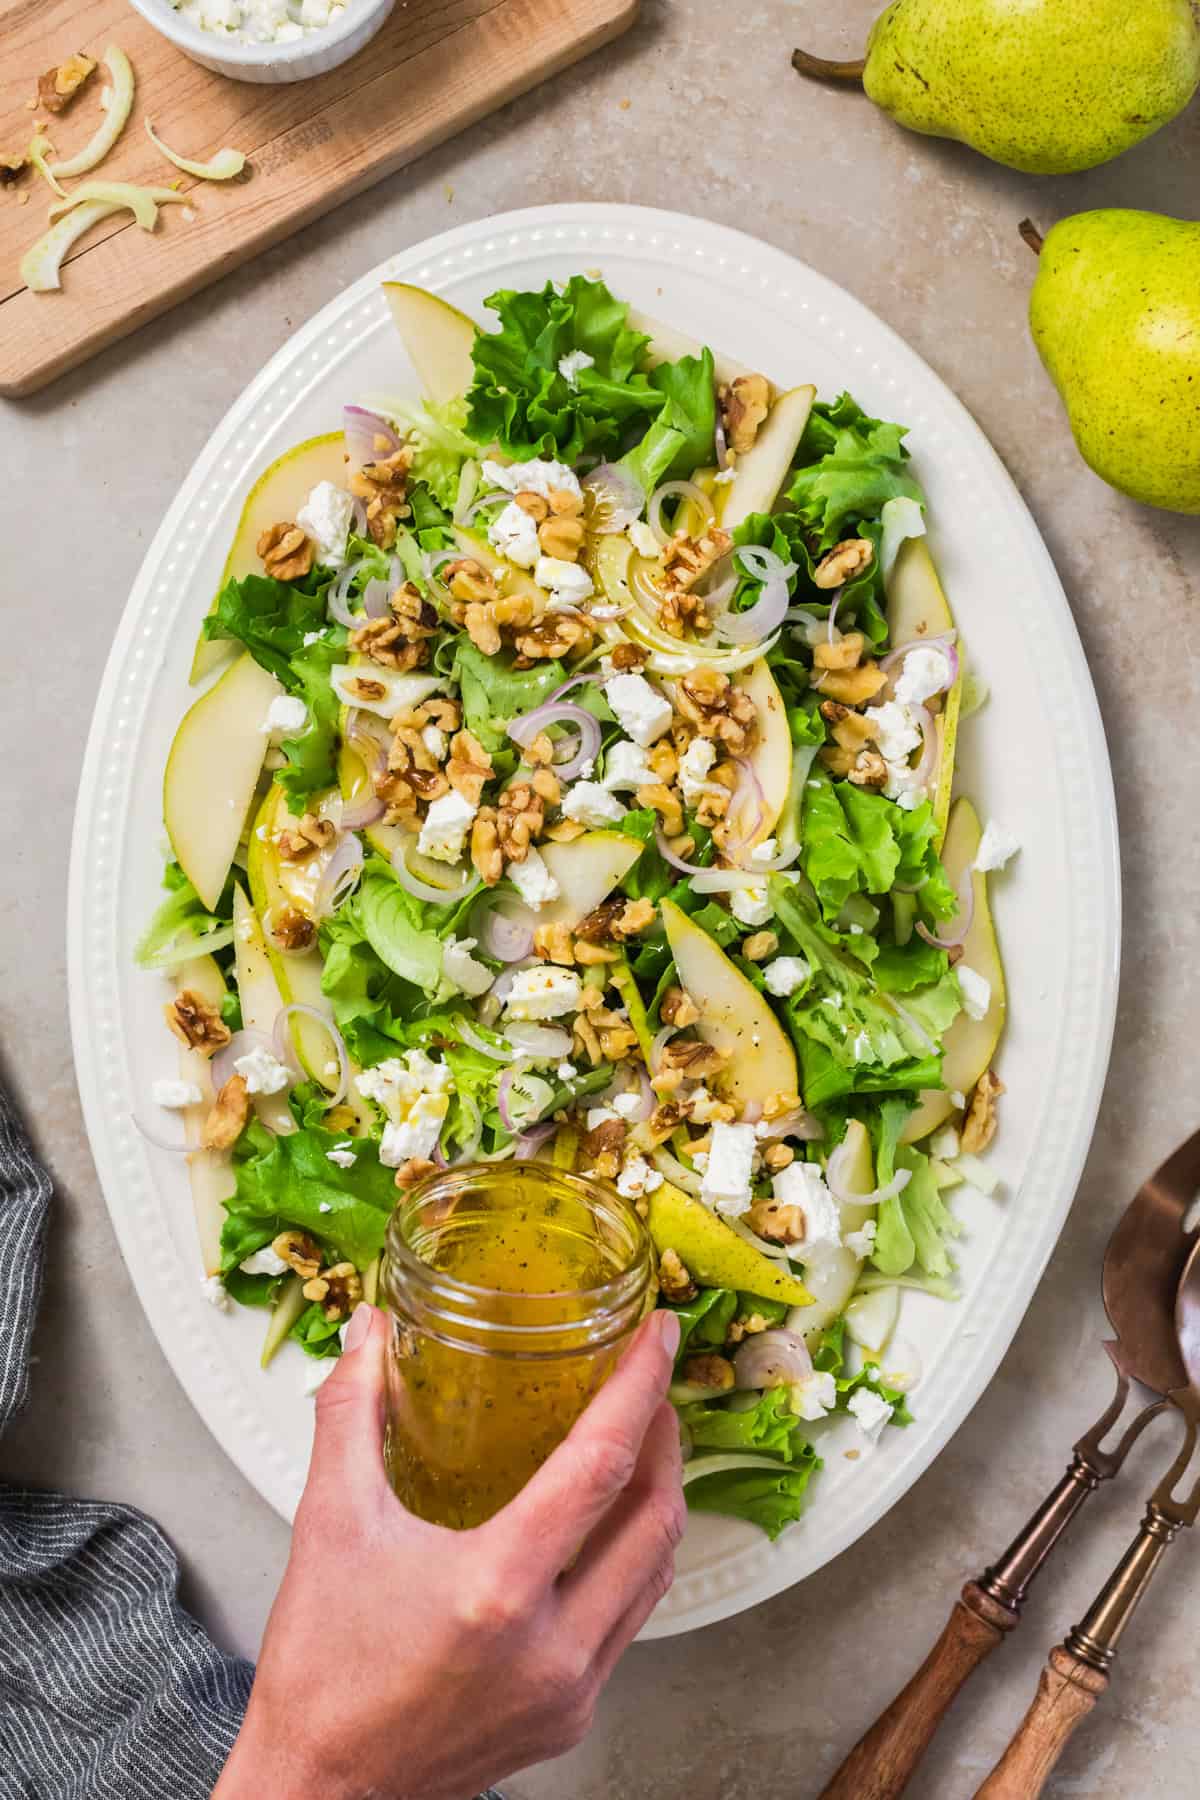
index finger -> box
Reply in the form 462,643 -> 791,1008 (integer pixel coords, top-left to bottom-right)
485,1308 -> 680,1580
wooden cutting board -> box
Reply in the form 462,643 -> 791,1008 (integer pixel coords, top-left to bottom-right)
0,0 -> 638,397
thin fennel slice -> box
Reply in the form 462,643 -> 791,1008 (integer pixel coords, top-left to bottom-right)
144,117 -> 246,181
48,46 -> 135,181
48,181 -> 189,230
20,200 -> 121,292
28,134 -> 67,198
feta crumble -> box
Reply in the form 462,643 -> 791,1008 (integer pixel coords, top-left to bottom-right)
894,646 -> 952,708
772,1160 -> 842,1256
536,556 -> 594,609
700,1121 -> 757,1217
677,736 -> 720,807
606,672 -> 673,746
602,738 -> 655,792
790,1369 -> 837,1422
481,457 -> 582,503
418,791 -> 476,865
488,500 -> 540,570
507,846 -> 560,909
260,694 -> 308,742
239,1245 -> 288,1277
616,1156 -> 663,1199
730,884 -> 772,928
151,1079 -> 202,1109
562,779 -> 625,829
627,520 -> 660,560
326,1147 -> 358,1170
762,956 -> 810,998
848,1386 -> 894,1441
200,1275 -> 230,1312
557,349 -> 595,387
296,480 -> 354,568
234,1046 -> 291,1096
956,964 -> 992,1021
975,819 -> 1020,873
443,935 -> 493,997
505,965 -> 582,1021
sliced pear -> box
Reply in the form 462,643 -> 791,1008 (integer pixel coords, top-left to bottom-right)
337,732 -> 404,862
886,537 -> 962,847
261,1273 -> 307,1369
791,1119 -> 878,1343
739,660 -> 792,846
231,883 -> 294,1135
190,432 -> 346,684
902,798 -> 1006,1145
845,1285 -> 900,1356
646,1180 -> 811,1307
536,832 -> 645,929
721,386 -> 816,532
660,898 -> 797,1107
626,308 -> 757,391
246,786 -> 342,1090
383,283 -> 476,406
174,953 -> 235,1276
165,652 -> 282,911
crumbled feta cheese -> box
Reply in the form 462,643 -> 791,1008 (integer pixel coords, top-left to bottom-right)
848,1387 -> 894,1441
191,0 -> 242,28
481,458 -> 582,503
602,738 -> 655,791
844,1219 -> 877,1259
930,1125 -> 961,1162
535,556 -> 595,609
557,349 -> 595,387
326,1147 -> 358,1169
296,481 -> 354,569
689,1086 -> 727,1125
606,672 -> 673,746
200,1275 -> 230,1312
151,1078 -> 202,1109
587,1105 -> 619,1130
234,1046 -> 291,1096
956,964 -> 992,1021
863,699 -> 923,798
975,819 -> 1020,873
488,499 -> 540,570
505,965 -> 582,1021
299,0 -> 330,23
562,779 -> 625,829
627,519 -> 660,559
422,724 -> 448,761
611,1091 -> 644,1120
239,1245 -> 289,1277
749,837 -> 778,867
507,846 -> 560,909
677,736 -> 719,807
894,646 -> 952,708
731,884 -> 772,928
380,1098 -> 446,1167
762,956 -> 811,998
443,935 -> 493,997
700,1122 -> 757,1216
790,1369 -> 837,1422
418,790 -> 476,864
617,1156 -> 663,1199
557,1061 -> 577,1080
772,1161 -> 842,1256
260,694 -> 308,742
357,1051 -> 452,1129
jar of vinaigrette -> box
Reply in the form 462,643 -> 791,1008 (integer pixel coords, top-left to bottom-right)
382,1162 -> 653,1529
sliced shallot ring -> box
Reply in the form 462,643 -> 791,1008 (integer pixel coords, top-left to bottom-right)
648,479 -> 714,546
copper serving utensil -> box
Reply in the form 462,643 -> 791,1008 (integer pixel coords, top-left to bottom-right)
973,1192 -> 1200,1797
819,1127 -> 1200,1800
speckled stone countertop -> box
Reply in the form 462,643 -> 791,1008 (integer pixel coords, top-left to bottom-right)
3,3 -> 1200,1794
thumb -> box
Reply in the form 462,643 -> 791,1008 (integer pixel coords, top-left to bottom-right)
306,1303 -> 392,1502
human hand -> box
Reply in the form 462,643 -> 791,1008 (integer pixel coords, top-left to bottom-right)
214,1302 -> 683,1800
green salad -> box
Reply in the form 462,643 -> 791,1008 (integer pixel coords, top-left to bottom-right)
140,274 -> 1016,1540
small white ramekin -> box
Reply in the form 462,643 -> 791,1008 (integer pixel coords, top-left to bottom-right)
125,0 -> 395,84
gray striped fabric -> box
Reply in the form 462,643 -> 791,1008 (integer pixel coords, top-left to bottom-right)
0,1087 -> 252,1796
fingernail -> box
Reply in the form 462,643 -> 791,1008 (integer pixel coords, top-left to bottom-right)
657,1310 -> 681,1357
342,1302 -> 373,1355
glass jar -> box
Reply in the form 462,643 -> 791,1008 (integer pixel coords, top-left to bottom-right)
381,1162 -> 653,1530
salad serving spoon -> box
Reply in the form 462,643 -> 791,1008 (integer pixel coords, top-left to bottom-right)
819,1126 -> 1200,1800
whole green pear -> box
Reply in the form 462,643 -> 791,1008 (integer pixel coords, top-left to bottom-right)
859,0 -> 1200,174
1029,210 -> 1200,514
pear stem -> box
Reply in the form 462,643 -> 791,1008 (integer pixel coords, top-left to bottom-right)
1019,218 -> 1045,256
791,47 -> 867,85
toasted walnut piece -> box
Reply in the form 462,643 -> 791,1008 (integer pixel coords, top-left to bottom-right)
660,986 -> 700,1029
273,1230 -> 324,1281
727,1311 -> 770,1346
534,922 -> 575,965
763,1090 -> 801,1122
447,558 -> 499,605
720,374 -> 771,455
531,766 -> 561,807
257,522 -> 314,582
742,930 -> 778,962
819,745 -> 856,778
165,989 -> 231,1055
573,1012 -> 604,1065
391,582 -> 439,638
813,538 -> 874,591
514,614 -> 593,663
524,731 -> 554,767
202,1074 -> 250,1152
658,1247 -> 697,1305
961,1069 -> 1005,1156
644,1101 -> 688,1147
599,1023 -> 639,1061
37,53 -> 96,113
681,1353 -> 736,1392
277,811 -> 336,860
763,1142 -> 796,1172
445,729 -> 493,806
538,515 -> 586,561
647,740 -> 678,783
812,631 -> 866,672
389,720 -> 437,776
303,1261 -> 363,1321
0,151 -> 28,184
270,906 -> 317,951
583,1118 -> 627,1161
818,663 -> 889,707
847,749 -> 888,791
590,1148 -> 622,1181
675,666 -> 758,754
548,488 -> 584,519
636,780 -> 684,839
659,1037 -> 726,1082
746,1200 -> 807,1244
545,818 -> 587,843
821,701 -> 877,752
662,527 -> 732,596
423,697 -> 461,732
514,491 -> 549,522
497,782 -> 545,863
693,776 -> 732,829
349,447 -> 413,549
617,898 -> 655,937
374,768 -> 422,831
393,1157 -> 439,1191
350,616 -> 429,672
608,642 -> 648,672
464,604 -> 502,656
470,809 -> 503,885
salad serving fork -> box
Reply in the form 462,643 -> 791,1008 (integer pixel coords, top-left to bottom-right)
820,1127 -> 1200,1800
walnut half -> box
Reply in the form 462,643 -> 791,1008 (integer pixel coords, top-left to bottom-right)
37,53 -> 96,114
165,989 -> 230,1055
257,522 -> 314,583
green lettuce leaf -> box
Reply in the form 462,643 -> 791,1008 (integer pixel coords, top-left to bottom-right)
685,1452 -> 821,1541
275,634 -> 342,812
220,1120 -> 398,1272
619,350 -> 718,495
801,774 -> 901,918
135,861 -> 234,971
787,393 -> 925,552
202,572 -> 333,685
452,641 -> 567,752
681,1388 -> 809,1462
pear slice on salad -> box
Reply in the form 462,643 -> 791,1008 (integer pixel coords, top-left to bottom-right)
902,797 -> 1006,1145
382,283 -> 477,406
885,536 -> 962,847
646,1180 -> 811,1308
174,952 -> 235,1277
660,898 -> 798,1108
164,651 -> 282,912
739,660 -> 793,847
790,1119 -> 878,1344
450,524 -> 546,605
190,432 -> 346,685
536,832 -> 646,929
231,883 -> 296,1136
721,386 -> 816,532
626,308 -> 757,391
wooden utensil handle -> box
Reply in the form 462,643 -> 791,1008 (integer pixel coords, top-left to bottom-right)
817,1583 -> 1015,1800
970,1647 -> 1107,1799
